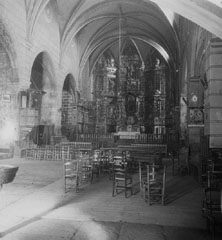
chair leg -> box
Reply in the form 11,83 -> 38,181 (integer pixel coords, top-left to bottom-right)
64,178 -> 66,193
125,180 -> 127,198
139,162 -> 142,196
161,189 -> 165,206
130,181 -> 133,196
143,186 -> 146,202
148,185 -> 151,205
75,175 -> 79,192
112,178 -> 115,197
91,171 -> 94,184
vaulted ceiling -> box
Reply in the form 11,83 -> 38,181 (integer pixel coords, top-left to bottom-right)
26,0 -> 222,75
58,0 -> 179,73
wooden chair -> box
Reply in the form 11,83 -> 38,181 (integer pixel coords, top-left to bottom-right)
207,168 -> 222,189
61,145 -> 71,161
201,159 -> 213,187
122,150 -> 134,172
145,164 -> 166,205
91,150 -> 101,182
100,149 -> 114,179
62,146 -> 79,193
100,150 -> 109,174
112,155 -> 133,198
109,152 -> 123,180
34,147 -> 45,160
45,146 -> 54,160
26,148 -> 35,160
63,159 -> 79,193
77,151 -> 93,185
54,146 -> 61,161
139,162 -> 155,199
79,160 -> 93,184
202,187 -> 222,240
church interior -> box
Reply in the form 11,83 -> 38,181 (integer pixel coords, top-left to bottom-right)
0,0 -> 222,239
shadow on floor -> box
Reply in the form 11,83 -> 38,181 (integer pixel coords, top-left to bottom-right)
165,174 -> 201,205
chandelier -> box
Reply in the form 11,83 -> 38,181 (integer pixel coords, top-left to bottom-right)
118,13 -> 122,72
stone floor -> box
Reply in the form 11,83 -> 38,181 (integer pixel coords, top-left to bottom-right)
0,157 -> 221,239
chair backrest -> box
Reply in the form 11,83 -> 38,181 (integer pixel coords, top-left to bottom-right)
122,150 -> 132,162
113,162 -> 127,180
113,154 -> 123,164
92,150 -> 101,161
107,150 -> 114,160
113,153 -> 128,170
64,160 -> 78,175
147,163 -> 156,181
147,164 -> 166,183
61,146 -> 70,161
139,162 -> 147,192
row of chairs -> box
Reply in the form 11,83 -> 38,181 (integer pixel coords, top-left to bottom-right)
25,142 -> 93,161
63,148 -> 129,194
63,147 -> 126,193
63,146 -> 166,205
64,159 -> 94,192
26,146 -> 62,160
101,149 -> 137,176
64,148 -> 134,197
63,147 -> 96,193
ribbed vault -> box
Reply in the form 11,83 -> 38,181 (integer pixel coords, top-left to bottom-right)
26,0 -> 222,77
61,0 -> 179,74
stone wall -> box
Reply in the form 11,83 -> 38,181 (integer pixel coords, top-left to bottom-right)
0,1 -> 87,150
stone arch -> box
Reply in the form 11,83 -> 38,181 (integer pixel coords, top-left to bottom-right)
30,51 -> 56,125
62,73 -> 77,102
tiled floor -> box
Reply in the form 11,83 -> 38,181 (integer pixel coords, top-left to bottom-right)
0,158 -> 221,239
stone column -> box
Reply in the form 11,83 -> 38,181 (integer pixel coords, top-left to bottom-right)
205,38 -> 222,148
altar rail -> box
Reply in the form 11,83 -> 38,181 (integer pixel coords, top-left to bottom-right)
75,134 -> 114,148
72,133 -> 178,149
135,134 -> 176,144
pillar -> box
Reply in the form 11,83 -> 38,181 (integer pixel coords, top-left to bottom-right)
205,38 -> 222,148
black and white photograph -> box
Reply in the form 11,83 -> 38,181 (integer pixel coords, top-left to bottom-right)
0,0 -> 222,239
